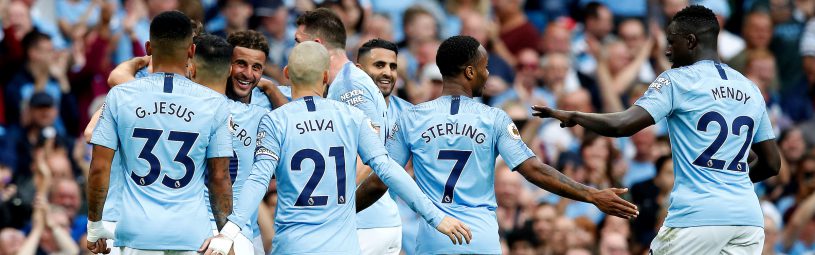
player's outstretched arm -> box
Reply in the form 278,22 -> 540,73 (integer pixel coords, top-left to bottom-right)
107,56 -> 150,87
366,155 -> 472,245
748,139 -> 781,183
516,157 -> 639,219
86,145 -> 116,254
532,105 -> 654,138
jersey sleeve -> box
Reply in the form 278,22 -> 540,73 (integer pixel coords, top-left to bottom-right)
752,108 -> 776,143
229,114 -> 280,237
207,100 -> 233,158
90,91 -> 119,150
340,80 -> 386,140
367,155 -> 444,227
634,73 -> 676,123
358,117 -> 389,163
495,111 -> 535,170
385,115 -> 410,166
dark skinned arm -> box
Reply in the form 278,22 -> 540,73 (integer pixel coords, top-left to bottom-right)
748,139 -> 781,183
515,157 -> 639,219
532,105 -> 655,138
207,157 -> 232,230
87,145 -> 115,222
356,174 -> 388,213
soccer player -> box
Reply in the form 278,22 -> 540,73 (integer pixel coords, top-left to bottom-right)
353,38 -> 410,254
292,8 -> 403,254
203,41 -> 472,255
375,35 -> 638,254
86,11 -> 233,255
532,6 -> 781,254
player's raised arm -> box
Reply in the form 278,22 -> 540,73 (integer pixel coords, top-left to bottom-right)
107,55 -> 151,87
357,117 -> 472,245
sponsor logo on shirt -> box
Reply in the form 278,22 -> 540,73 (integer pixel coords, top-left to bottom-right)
649,77 -> 670,92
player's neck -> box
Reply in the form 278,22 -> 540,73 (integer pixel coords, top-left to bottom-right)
328,49 -> 350,83
152,62 -> 188,77
692,50 -> 721,64
199,81 -> 226,95
442,80 -> 473,98
291,85 -> 325,100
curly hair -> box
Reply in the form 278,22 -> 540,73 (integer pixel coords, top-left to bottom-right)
227,30 -> 270,57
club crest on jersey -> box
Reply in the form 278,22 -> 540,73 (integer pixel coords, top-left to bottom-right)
227,115 -> 236,134
387,123 -> 399,141
649,77 -> 670,92
367,119 -> 380,134
507,123 -> 522,140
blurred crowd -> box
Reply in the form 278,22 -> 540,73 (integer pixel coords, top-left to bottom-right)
1,0 -> 815,254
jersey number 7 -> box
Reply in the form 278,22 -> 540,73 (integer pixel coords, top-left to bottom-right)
439,150 -> 472,203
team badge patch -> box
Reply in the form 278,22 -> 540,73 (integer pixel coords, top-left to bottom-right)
649,77 -> 670,92
367,119 -> 380,134
227,114 -> 236,134
507,123 -> 521,140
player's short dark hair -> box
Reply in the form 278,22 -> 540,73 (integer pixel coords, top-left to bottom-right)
671,5 -> 720,37
436,35 -> 481,78
149,11 -> 193,56
227,30 -> 270,58
583,1 -> 606,20
295,8 -> 347,50
357,38 -> 398,61
21,30 -> 50,55
193,34 -> 234,80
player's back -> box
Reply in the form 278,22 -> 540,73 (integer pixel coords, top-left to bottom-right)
266,96 -> 369,254
101,73 -> 231,250
388,95 -> 533,254
637,60 -> 772,228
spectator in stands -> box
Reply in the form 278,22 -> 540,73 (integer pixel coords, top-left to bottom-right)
491,48 -> 553,110
616,19 -> 657,83
573,2 -> 614,76
459,11 -> 516,84
211,0 -> 252,38
48,179 -> 86,242
728,11 -> 774,72
256,0 -> 293,83
624,126 -> 657,186
397,6 -> 439,84
495,165 -> 534,235
693,0 -> 745,61
539,21 -> 571,56
630,154 -> 674,253
0,0 -> 33,88
493,0 -> 539,56
0,227 -> 24,255
598,232 -> 629,255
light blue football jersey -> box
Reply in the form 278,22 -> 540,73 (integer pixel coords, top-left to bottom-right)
326,62 -> 401,229
229,96 -> 444,254
90,72 -> 233,250
386,95 -> 536,254
205,100 -> 269,238
250,85 -> 292,109
634,60 -> 774,228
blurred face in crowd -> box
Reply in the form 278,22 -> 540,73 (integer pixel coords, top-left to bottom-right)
495,166 -> 522,208
560,88 -> 593,112
357,48 -> 398,97
261,8 -> 289,37
541,23 -> 571,54
222,0 -> 252,29
47,152 -> 74,180
798,156 -> 815,197
5,1 -> 32,39
601,216 -> 631,238
541,53 -> 570,88
745,56 -> 776,102
631,126 -> 656,160
460,13 -> 488,46
550,217 -> 577,254
509,239 -> 536,255
363,14 -> 394,41
404,13 -> 437,42
29,105 -> 58,129
780,128 -> 806,163
40,207 -> 70,253
27,38 -> 54,66
770,0 -> 793,24
516,48 -> 540,88
661,0 -> 688,19
586,5 -> 613,39
743,13 -> 773,49
146,0 -> 178,17
618,19 -> 646,51
230,47 -> 266,99
599,233 -> 630,255
565,248 -> 593,255
0,228 -> 24,255
532,204 -> 557,244
49,180 -> 81,220
606,41 -> 632,75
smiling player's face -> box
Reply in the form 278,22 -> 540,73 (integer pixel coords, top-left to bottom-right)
358,48 -> 398,97
230,46 -> 266,99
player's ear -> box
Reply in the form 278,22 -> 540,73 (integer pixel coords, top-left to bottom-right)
145,41 -> 152,56
464,65 -> 475,80
283,65 -> 290,81
322,70 -> 329,85
187,43 -> 196,60
355,62 -> 362,68
686,34 -> 697,50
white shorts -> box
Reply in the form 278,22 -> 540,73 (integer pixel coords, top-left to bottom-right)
357,226 -> 402,255
650,226 -> 764,255
117,248 -> 197,255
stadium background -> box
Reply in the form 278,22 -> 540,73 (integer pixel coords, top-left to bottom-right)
0,0 -> 814,254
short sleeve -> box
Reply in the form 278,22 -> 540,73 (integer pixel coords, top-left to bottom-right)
358,117 -> 389,164
385,115 -> 410,166
634,73 -> 676,123
752,108 -> 776,143
335,80 -> 386,141
90,92 -> 120,150
495,111 -> 535,170
206,101 -> 233,158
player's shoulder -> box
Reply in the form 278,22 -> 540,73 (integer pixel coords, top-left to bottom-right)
391,95 -> 413,108
227,99 -> 269,117
322,97 -> 367,119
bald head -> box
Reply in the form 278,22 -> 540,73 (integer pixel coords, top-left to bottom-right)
286,41 -> 330,88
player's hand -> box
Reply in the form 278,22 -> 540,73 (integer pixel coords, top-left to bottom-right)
531,105 -> 576,128
435,216 -> 472,245
198,234 -> 234,255
86,221 -> 114,254
588,188 -> 639,219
